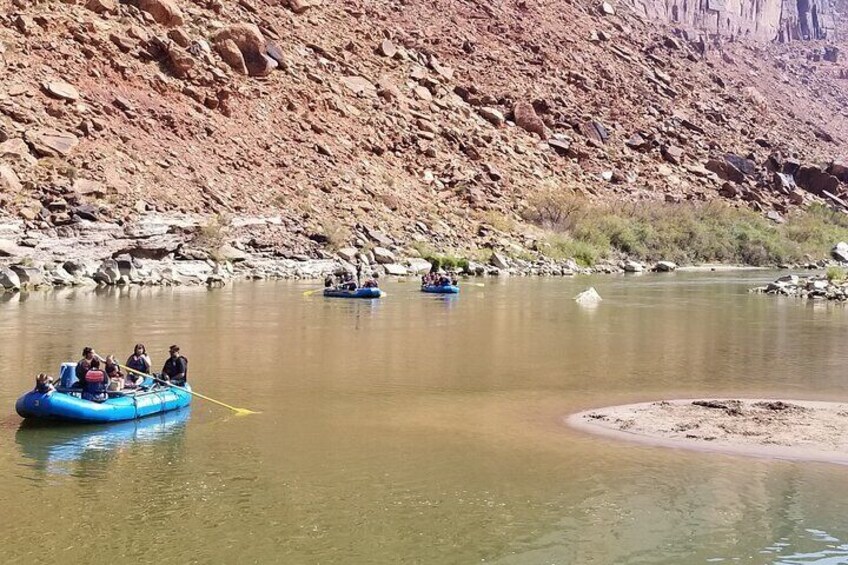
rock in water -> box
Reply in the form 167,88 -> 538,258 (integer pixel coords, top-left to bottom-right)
653,261 -> 677,272
575,287 -> 602,305
0,266 -> 21,290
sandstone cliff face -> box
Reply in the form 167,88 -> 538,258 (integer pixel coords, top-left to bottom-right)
635,0 -> 834,41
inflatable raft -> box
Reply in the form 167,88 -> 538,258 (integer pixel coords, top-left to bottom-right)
421,284 -> 460,294
16,363 -> 192,424
323,287 -> 382,299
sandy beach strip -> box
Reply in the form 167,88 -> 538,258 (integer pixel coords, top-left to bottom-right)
567,399 -> 848,465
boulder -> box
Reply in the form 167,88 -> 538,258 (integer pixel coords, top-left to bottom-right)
383,263 -> 408,276
832,242 -> 848,263
215,39 -> 248,75
10,265 -> 43,287
138,0 -> 184,27
0,165 -> 22,192
828,160 -> 848,183
85,0 -> 118,13
336,247 -> 358,262
705,158 -> 745,183
341,76 -> 377,96
490,252 -> 510,270
0,139 -> 37,167
623,260 -> 644,272
24,128 -> 79,158
478,107 -> 505,127
662,145 -> 684,165
653,260 -> 677,272
625,133 -> 650,151
0,266 -> 20,290
215,244 -> 247,262
599,1 -> 615,15
373,246 -> 395,264
406,258 -> 432,275
94,259 -> 121,285
210,24 -> 269,77
0,239 -> 22,258
795,165 -> 840,196
772,172 -> 796,194
724,154 -> 756,176
42,80 -> 80,101
288,0 -> 321,13
513,101 -> 547,139
51,265 -> 77,286
575,287 -> 602,305
377,39 -> 396,58
579,120 -> 609,144
168,47 -> 195,78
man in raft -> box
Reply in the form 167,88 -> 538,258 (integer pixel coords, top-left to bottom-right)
74,346 -> 105,388
160,345 -> 188,386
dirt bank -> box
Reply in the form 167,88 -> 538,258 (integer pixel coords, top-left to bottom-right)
568,399 -> 848,465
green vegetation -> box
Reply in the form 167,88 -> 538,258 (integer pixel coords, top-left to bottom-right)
524,189 -> 848,266
827,266 -> 846,282
423,254 -> 470,273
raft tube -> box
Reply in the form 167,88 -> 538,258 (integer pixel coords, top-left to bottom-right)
323,287 -> 382,299
15,363 -> 192,424
421,284 -> 460,294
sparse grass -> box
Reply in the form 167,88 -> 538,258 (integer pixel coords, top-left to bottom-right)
194,214 -> 227,249
320,220 -> 350,252
525,196 -> 848,267
827,266 -> 846,282
424,254 -> 470,272
478,211 -> 517,233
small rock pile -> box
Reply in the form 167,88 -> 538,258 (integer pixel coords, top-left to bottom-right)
752,273 -> 848,301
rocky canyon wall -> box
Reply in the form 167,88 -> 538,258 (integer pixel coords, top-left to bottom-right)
631,0 -> 836,41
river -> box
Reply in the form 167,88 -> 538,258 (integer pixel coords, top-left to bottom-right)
2,272 -> 848,564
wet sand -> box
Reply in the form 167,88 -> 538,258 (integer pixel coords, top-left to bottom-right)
568,399 -> 848,465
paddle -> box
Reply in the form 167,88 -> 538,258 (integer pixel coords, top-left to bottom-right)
118,364 -> 260,416
303,288 -> 323,296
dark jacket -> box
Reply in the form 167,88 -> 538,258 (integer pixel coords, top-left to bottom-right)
162,356 -> 188,384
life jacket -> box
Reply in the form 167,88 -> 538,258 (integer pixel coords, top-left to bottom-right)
82,370 -> 108,402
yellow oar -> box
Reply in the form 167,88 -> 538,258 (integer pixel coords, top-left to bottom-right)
303,288 -> 323,296
119,364 -> 259,416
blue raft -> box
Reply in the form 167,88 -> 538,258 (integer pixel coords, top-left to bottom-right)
421,284 -> 460,294
15,363 -> 192,424
323,287 -> 382,299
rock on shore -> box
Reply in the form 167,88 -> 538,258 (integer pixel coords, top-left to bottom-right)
751,273 -> 848,301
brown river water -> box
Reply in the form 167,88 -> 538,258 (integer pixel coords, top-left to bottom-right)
2,272 -> 848,564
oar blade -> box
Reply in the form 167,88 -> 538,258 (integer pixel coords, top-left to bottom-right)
234,408 -> 261,416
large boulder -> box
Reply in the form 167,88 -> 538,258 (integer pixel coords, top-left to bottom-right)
215,244 -> 247,262
11,265 -> 43,287
705,158 -> 745,183
653,260 -> 677,272
383,263 -> 408,276
0,238 -> 23,257
138,0 -> 184,27
24,128 -> 79,158
0,165 -> 21,192
94,259 -> 121,285
0,139 -> 37,167
0,266 -> 21,290
513,101 -> 547,139
623,259 -> 644,272
406,258 -> 432,275
828,160 -> 848,182
490,252 -> 510,270
210,24 -> 273,77
832,242 -> 848,263
288,0 -> 321,13
215,39 -> 248,75
373,246 -> 395,264
795,165 -> 840,196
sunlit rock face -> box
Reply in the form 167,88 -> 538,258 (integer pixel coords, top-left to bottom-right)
635,0 -> 834,42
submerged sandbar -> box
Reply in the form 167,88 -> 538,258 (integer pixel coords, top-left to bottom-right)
568,399 -> 848,465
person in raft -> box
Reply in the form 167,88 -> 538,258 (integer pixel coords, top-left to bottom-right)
74,346 -> 105,388
124,343 -> 151,388
362,273 -> 380,288
160,345 -> 188,386
105,358 -> 124,392
81,358 -> 109,402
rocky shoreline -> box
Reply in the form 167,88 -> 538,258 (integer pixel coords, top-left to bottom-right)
0,212 -> 693,292
0,211 -> 843,293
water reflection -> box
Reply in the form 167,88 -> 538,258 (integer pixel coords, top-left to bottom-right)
16,408 -> 190,476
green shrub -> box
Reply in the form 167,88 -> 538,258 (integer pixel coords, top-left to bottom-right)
827,266 -> 846,282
